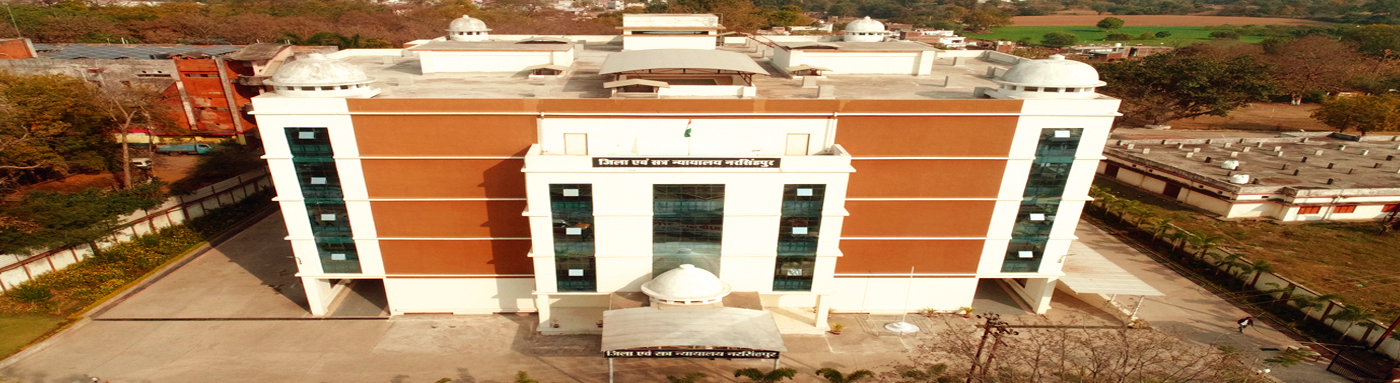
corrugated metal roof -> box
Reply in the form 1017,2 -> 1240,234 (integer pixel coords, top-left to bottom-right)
226,43 -> 291,61
603,79 -> 669,88
39,45 -> 241,60
599,49 -> 767,75
601,307 -> 787,352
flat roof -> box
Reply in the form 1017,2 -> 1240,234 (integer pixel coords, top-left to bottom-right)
407,41 -> 574,52
329,42 -> 1014,99
1105,133 -> 1400,195
600,49 -> 767,74
779,41 -> 938,52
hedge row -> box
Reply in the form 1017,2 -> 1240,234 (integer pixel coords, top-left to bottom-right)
0,191 -> 273,316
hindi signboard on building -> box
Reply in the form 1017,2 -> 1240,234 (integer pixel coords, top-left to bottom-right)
593,157 -> 781,168
603,349 -> 780,359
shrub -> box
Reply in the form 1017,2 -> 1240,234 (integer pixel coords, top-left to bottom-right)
1209,30 -> 1241,39
1155,30 -> 1172,38
7,283 -> 52,303
1041,32 -> 1078,47
1138,32 -> 1156,40
1106,33 -> 1134,41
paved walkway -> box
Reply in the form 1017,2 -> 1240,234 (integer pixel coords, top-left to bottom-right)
1076,220 -> 1351,383
0,213 -> 1356,382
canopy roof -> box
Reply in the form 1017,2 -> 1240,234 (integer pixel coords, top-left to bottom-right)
525,64 -> 570,72
600,49 -> 767,75
787,64 -> 832,72
603,79 -> 670,88
601,307 -> 786,352
1060,241 -> 1163,296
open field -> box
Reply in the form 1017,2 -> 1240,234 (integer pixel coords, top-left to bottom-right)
0,315 -> 65,358
1163,103 -> 1331,131
967,25 -> 1271,44
1010,15 -> 1331,26
1093,178 -> 1400,319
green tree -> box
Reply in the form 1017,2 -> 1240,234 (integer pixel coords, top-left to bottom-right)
1260,36 -> 1369,105
1289,293 -> 1340,321
667,372 -> 708,383
1341,24 -> 1400,59
815,368 -> 874,383
1096,16 -> 1124,31
1329,305 -> 1376,342
734,368 -> 797,383
1040,31 -> 1078,48
961,6 -> 1011,31
0,182 -> 165,254
1311,94 -> 1400,134
1095,51 -> 1274,125
513,370 -> 539,383
1154,30 -> 1172,38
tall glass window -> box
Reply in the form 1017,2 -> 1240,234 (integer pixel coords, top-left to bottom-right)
774,185 -> 824,291
551,184 -> 596,292
1003,128 -> 1082,273
653,185 -> 724,276
287,127 -> 361,274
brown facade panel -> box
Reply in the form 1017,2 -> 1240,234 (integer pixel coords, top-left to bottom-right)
372,200 -> 529,238
348,98 -> 539,113
353,115 -> 536,157
847,159 -> 1007,198
379,240 -> 533,275
362,159 -> 525,199
836,239 -> 983,274
347,98 -> 1022,115
843,200 -> 995,237
835,116 -> 1018,157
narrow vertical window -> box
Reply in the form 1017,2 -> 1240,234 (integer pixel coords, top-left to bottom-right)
286,128 -> 361,274
653,185 -> 724,276
551,184 -> 595,291
1003,128 -> 1082,273
774,185 -> 824,291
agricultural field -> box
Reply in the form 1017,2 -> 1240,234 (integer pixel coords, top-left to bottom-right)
966,26 -> 1266,44
969,15 -> 1332,45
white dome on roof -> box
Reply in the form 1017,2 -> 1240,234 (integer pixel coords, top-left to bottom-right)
845,16 -> 885,33
997,54 -> 1105,88
447,15 -> 491,41
265,53 -> 376,98
641,264 -> 732,305
989,54 -> 1105,99
843,17 -> 889,42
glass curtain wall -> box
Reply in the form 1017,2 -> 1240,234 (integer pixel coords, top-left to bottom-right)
1002,128 -> 1082,273
653,185 -> 725,276
774,184 -> 825,291
287,127 -> 361,273
551,184 -> 596,291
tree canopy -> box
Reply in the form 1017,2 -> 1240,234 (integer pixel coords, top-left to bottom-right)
1096,16 -> 1125,30
0,72 -> 113,192
1096,51 -> 1275,125
1311,94 -> 1400,134
1040,32 -> 1079,48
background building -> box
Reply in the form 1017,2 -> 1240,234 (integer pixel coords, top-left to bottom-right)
254,14 -> 1122,333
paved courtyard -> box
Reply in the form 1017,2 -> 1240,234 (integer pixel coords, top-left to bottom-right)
0,213 -> 1352,382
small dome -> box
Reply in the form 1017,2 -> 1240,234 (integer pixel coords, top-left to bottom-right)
845,16 -> 885,33
266,53 -> 369,87
641,264 -> 732,305
997,54 -> 1106,88
448,15 -> 490,33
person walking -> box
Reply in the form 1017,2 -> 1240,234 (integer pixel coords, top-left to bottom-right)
1237,316 -> 1254,332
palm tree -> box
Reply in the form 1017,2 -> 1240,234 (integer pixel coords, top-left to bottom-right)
1167,229 -> 1195,255
1188,232 -> 1226,261
1144,218 -> 1174,242
1212,252 -> 1245,278
1329,305 -> 1376,342
900,363 -> 958,383
667,372 -> 708,383
1244,259 -> 1276,288
734,368 -> 797,383
815,368 -> 875,383
1130,207 -> 1156,227
1115,200 -> 1141,224
1289,293 -> 1341,321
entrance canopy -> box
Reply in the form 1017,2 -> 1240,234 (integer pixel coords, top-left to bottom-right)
601,307 -> 786,356
1060,241 -> 1163,296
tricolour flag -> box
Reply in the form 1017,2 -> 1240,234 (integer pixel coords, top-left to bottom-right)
684,119 -> 692,138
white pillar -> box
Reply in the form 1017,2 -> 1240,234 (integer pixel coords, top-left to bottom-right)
304,277 -> 334,316
1024,278 -> 1058,314
815,294 -> 831,328
536,294 -> 552,328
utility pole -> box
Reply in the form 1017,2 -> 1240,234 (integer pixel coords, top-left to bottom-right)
966,313 -> 1018,383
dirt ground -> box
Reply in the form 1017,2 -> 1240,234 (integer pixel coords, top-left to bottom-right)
1161,103 -> 1332,131
1011,15 -> 1330,26
7,154 -> 199,198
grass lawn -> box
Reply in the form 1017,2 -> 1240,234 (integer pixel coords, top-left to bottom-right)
0,315 -> 67,358
965,26 -> 1268,46
1093,177 -> 1400,318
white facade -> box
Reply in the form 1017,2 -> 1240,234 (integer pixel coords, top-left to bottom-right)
416,49 -> 575,73
772,48 -> 938,76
